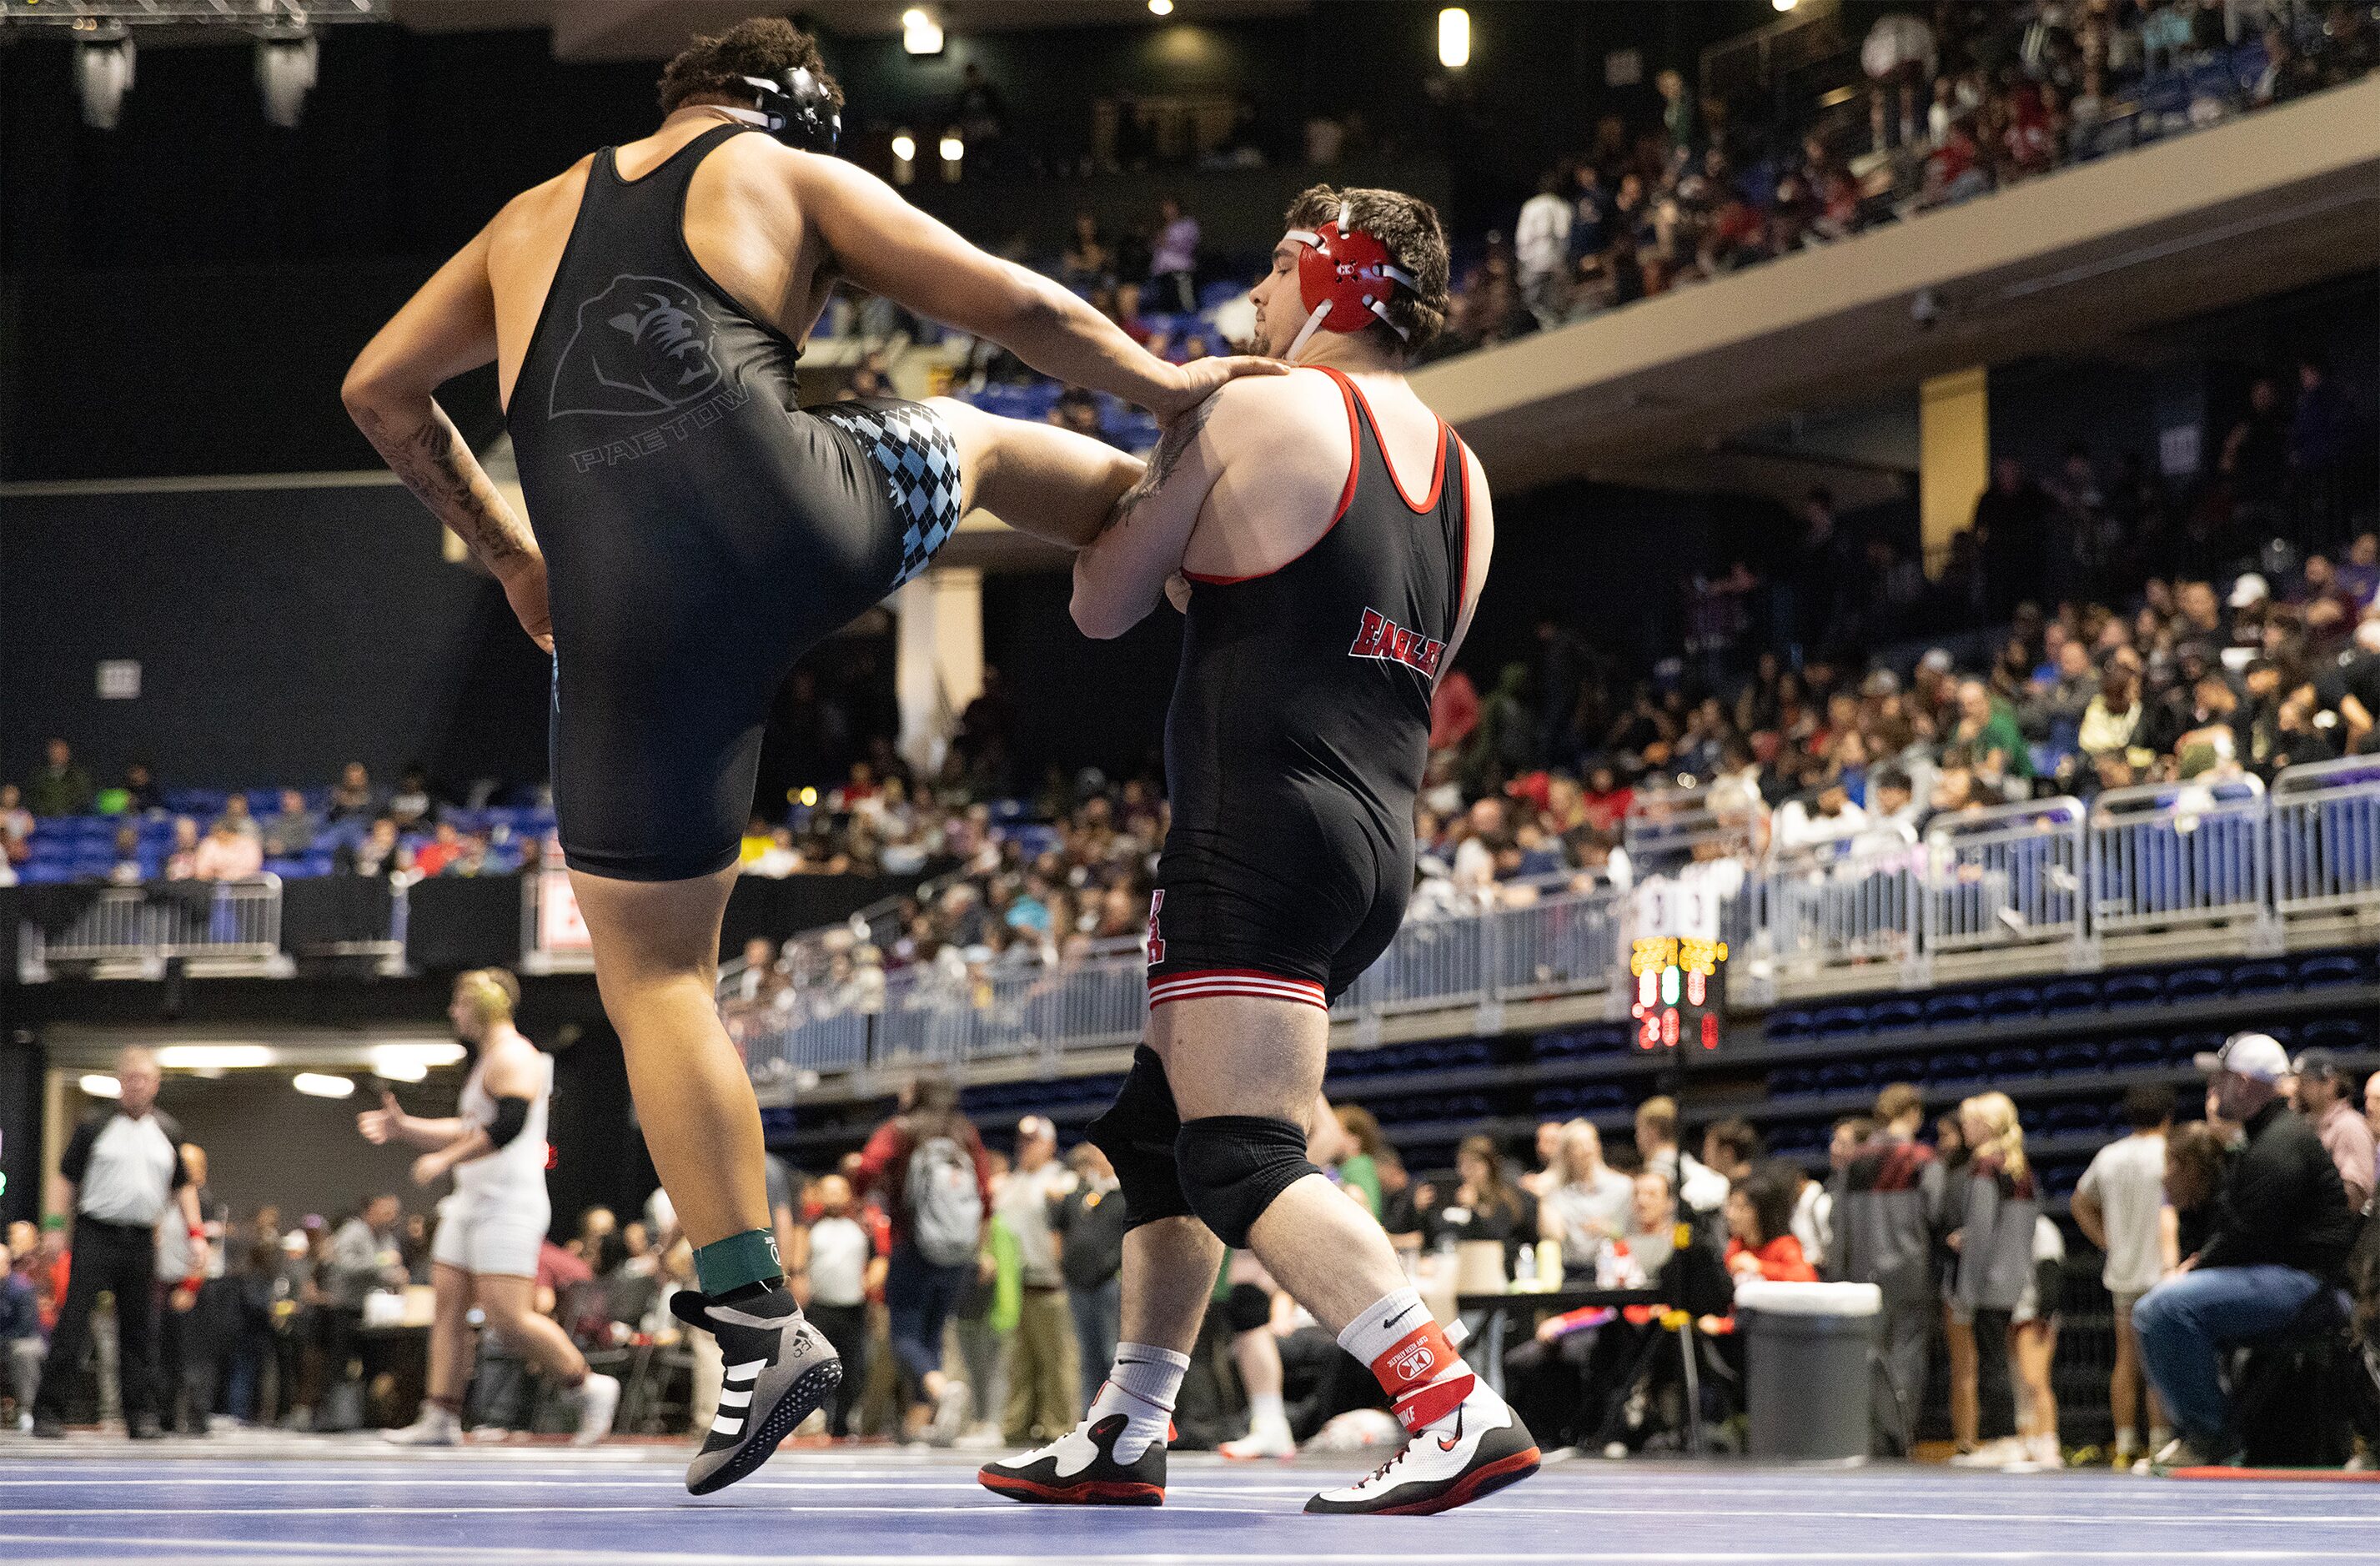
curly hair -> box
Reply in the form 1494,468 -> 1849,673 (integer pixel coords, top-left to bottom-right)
1282,184 -> 1451,354
657,18 -> 842,118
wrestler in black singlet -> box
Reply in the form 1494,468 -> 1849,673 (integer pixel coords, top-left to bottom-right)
507,123 -> 963,881
1144,365 -> 1471,1010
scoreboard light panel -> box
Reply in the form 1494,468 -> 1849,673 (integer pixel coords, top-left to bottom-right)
1629,935 -> 1726,1052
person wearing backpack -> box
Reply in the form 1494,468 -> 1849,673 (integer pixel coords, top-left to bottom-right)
855,1076 -> 993,1445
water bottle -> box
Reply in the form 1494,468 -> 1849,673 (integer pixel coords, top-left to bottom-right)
1514,1246 -> 1538,1292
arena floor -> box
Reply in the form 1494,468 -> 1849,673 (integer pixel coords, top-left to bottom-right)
3,1433 -> 2379,1564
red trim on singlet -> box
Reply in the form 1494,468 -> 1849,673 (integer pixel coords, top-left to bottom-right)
1337,370 -> 1449,514
1147,967 -> 1329,1011
1179,365 -> 1361,587
1454,434 -> 1476,620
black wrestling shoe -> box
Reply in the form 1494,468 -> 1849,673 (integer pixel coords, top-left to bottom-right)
670,1286 -> 842,1496
978,1413 -> 1167,1506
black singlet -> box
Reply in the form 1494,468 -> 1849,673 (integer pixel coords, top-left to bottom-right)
1145,365 -> 1472,1007
505,123 -> 963,881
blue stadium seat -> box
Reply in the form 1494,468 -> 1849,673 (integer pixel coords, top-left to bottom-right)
1927,1052 -> 1986,1085
2228,960 -> 2290,996
2042,1041 -> 2103,1076
2103,1035 -> 2164,1069
1765,1009 -> 1815,1042
1815,1061 -> 1870,1094
2101,971 -> 2163,1010
2039,1162 -> 2086,1200
1868,1057 -> 1922,1090
1923,992 -> 1983,1029
2295,951 -> 2368,989
2164,966 -> 2227,1003
1765,1067 -> 1814,1099
1534,1087 -> 1580,1115
19,863 -> 70,884
2041,1102 -> 2104,1137
1866,997 -> 1923,1033
1578,1084 -> 1629,1112
1813,1005 -> 1868,1039
1981,1047 -> 2043,1080
2041,978 -> 2100,1015
2297,1015 -> 2371,1053
1578,1026 -> 1629,1055
2166,1029 -> 2227,1067
1982,986 -> 2041,1021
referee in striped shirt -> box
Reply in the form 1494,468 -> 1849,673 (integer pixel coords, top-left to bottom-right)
33,1047 -> 208,1438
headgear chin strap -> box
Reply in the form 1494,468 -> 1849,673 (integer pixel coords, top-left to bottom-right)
1283,201 -> 1417,362
720,68 -> 841,153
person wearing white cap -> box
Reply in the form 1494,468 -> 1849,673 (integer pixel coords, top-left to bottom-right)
994,1115 -> 1081,1445
2227,573 -> 2270,611
2131,1033 -> 2359,1472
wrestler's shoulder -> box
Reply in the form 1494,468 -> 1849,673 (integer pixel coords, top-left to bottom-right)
1199,365 -> 1349,438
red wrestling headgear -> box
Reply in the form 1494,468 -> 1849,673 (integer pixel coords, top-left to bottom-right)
1283,201 -> 1418,361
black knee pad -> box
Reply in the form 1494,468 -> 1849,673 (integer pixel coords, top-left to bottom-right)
1225,1282 -> 1273,1335
1174,1115 -> 1319,1249
1087,1047 -> 1191,1232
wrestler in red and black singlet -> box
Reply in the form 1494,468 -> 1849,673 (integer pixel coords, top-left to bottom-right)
1144,364 -> 1473,1011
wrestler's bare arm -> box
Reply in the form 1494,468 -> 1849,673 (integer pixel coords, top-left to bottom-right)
794,156 -> 1281,422
1068,396 -> 1224,640
1070,376 -> 1343,640
343,221 -> 551,650
1438,443 -> 1496,680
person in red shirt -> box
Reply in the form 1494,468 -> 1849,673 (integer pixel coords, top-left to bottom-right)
852,1077 -> 992,1444
1699,1165 -> 1818,1338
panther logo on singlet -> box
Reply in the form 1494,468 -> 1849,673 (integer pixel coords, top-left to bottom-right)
1143,890 -> 1166,967
548,274 -> 723,419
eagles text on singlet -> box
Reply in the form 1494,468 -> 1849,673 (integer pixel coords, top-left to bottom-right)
568,379 -> 753,472
1348,605 -> 1444,679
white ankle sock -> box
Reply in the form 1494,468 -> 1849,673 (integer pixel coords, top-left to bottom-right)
2114,1425 -> 2138,1454
1336,1287 -> 1496,1432
1247,1392 -> 1286,1428
1089,1343 -> 1189,1463
1335,1287 -> 1433,1367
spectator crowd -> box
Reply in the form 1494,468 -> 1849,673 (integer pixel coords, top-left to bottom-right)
1453,0 -> 2377,352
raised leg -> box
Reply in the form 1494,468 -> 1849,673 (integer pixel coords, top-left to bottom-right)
929,396 -> 1142,550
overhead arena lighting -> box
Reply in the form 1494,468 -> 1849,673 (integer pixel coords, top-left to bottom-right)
1774,0 -> 1800,11
73,24 -> 135,130
1148,0 -> 1175,15
293,1072 -> 356,1099
255,28 -> 319,129
80,1074 -> 122,1099
157,1044 -> 274,1070
1439,8 -> 1469,70
938,130 -> 965,162
368,1041 -> 465,1081
901,8 -> 944,55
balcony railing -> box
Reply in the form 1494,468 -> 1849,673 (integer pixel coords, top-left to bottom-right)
16,875 -> 286,976
734,762 -> 2380,1082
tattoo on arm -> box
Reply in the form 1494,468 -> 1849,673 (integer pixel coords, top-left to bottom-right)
1105,394 -> 1217,535
353,399 -> 537,572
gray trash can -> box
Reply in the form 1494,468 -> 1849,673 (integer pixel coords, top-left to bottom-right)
1737,1280 -> 1881,1463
